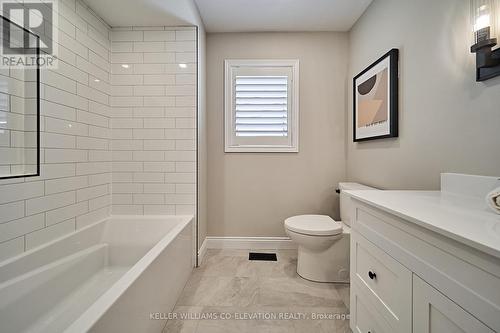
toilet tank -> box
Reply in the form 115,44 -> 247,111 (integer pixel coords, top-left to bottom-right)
338,182 -> 377,227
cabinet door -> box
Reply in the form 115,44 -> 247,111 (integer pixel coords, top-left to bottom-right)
351,282 -> 393,333
413,275 -> 494,333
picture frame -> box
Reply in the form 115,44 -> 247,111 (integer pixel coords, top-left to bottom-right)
353,48 -> 398,142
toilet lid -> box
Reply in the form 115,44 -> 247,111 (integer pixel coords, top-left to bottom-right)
285,215 -> 343,236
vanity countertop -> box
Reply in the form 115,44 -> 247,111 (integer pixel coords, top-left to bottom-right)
346,190 -> 500,259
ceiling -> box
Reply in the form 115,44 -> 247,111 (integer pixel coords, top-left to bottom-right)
194,0 -> 373,32
84,0 -> 201,27
84,0 -> 373,32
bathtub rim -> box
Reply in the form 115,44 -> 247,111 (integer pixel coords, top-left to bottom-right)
0,215 -> 192,269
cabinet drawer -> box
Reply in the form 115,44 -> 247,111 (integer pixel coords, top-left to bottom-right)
351,284 -> 392,333
351,232 -> 412,332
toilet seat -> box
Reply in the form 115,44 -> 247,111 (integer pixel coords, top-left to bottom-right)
285,215 -> 343,236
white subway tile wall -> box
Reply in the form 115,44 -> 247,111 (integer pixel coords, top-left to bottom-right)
0,6 -> 198,262
110,27 -> 197,216
0,0 -> 112,261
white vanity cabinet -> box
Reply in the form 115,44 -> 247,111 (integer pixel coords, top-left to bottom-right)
349,190 -> 500,333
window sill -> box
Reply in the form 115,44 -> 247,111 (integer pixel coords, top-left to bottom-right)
224,146 -> 299,153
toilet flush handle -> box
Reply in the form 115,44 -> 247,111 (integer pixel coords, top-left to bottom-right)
335,188 -> 340,194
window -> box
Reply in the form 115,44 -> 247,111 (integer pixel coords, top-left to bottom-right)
224,59 -> 299,152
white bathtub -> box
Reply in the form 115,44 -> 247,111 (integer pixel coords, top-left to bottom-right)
0,215 -> 194,333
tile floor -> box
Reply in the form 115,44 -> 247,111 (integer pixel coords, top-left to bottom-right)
163,249 -> 351,333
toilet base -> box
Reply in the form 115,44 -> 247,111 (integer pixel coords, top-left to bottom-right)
296,234 -> 350,283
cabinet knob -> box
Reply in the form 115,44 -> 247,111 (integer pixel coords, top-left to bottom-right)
368,271 -> 377,280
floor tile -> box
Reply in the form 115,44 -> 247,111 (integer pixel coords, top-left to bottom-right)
176,275 -> 259,307
257,276 -> 346,307
162,306 -> 200,333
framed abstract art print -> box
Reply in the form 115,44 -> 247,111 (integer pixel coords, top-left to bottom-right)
353,48 -> 399,142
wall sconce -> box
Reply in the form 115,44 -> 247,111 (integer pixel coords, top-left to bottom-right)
470,0 -> 500,81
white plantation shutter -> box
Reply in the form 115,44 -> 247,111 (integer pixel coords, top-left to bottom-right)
235,76 -> 288,137
225,60 -> 299,152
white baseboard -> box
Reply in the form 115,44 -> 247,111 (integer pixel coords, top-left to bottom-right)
204,236 -> 297,250
197,238 -> 208,264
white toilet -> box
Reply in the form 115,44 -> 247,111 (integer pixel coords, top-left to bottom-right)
284,182 -> 377,283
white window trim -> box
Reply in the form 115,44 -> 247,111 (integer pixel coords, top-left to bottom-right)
224,59 -> 299,153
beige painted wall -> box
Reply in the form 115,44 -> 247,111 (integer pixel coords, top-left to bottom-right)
197,27 -> 208,250
347,0 -> 500,190
207,32 -> 348,237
